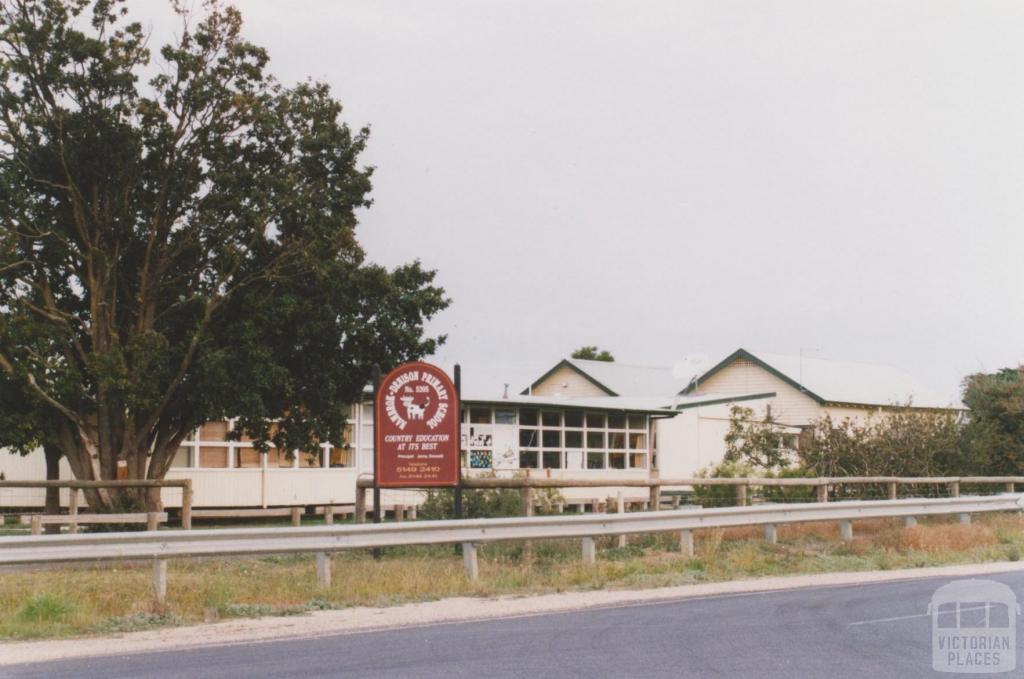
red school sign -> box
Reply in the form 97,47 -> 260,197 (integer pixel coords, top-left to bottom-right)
374,361 -> 460,488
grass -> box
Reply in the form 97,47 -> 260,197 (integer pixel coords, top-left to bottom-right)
2,513 -> 1024,640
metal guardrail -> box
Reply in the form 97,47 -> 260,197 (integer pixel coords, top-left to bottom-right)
1,494 -> 1021,602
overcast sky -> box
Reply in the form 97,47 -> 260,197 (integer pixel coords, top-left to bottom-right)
140,1 -> 1024,401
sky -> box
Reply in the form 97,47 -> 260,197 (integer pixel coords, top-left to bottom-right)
137,1 -> 1024,401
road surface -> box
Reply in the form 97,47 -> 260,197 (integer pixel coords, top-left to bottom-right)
5,569 -> 1023,678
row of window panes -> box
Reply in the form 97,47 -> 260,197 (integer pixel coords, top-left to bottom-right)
172,445 -> 355,469
465,408 -> 647,430
516,451 -> 647,470
518,430 -> 646,450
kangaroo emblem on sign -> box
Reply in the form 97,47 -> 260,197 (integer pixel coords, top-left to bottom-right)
400,395 -> 430,421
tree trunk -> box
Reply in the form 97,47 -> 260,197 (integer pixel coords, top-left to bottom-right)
43,444 -> 61,534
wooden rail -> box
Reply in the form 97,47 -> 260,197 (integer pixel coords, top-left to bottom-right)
0,479 -> 192,529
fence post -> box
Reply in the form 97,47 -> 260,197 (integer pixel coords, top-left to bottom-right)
616,491 -> 627,548
948,481 -> 960,498
887,482 -> 898,501
839,520 -> 853,542
679,529 -> 694,557
324,507 -> 334,525
581,537 -> 596,564
146,512 -> 160,532
672,495 -> 681,509
394,504 -> 405,523
316,552 -> 331,587
816,483 -> 829,503
182,481 -> 193,530
462,543 -> 479,580
735,483 -> 748,507
649,481 -> 661,511
30,515 -> 42,535
291,506 -> 302,527
68,489 -> 79,535
764,523 -> 777,544
355,486 -> 366,524
1007,482 -> 1016,494
153,559 -> 168,605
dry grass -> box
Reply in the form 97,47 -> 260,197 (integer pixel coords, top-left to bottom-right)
3,514 -> 1024,640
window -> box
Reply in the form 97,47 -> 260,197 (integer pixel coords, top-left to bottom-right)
199,447 -> 229,468
629,453 -> 647,469
628,433 -> 647,449
586,431 -> 605,449
495,409 -> 516,425
564,410 -> 583,428
542,430 -> 561,448
267,448 -> 294,468
607,413 -> 626,430
586,452 -> 605,469
519,450 -> 538,469
237,447 -> 262,468
470,408 -> 492,424
170,447 -> 191,468
519,429 -> 539,447
628,414 -> 646,430
609,452 -> 626,469
585,412 -> 605,429
200,421 -> 230,441
330,447 -> 353,467
542,451 -> 562,469
519,409 -> 539,426
299,450 -> 323,468
470,450 -> 493,468
565,431 -> 583,448
608,432 -> 626,449
542,411 -> 561,427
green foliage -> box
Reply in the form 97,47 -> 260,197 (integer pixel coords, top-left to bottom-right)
17,594 -> 76,625
961,367 -> 1024,475
797,408 -> 965,477
418,474 -> 565,519
570,346 -> 614,362
0,0 -> 447,502
722,405 -> 793,472
691,461 -> 755,507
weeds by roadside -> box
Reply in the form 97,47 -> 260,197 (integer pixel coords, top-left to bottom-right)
2,513 -> 1023,641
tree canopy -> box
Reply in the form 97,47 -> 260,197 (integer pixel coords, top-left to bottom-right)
961,367 -> 1024,475
571,346 -> 614,362
0,0 -> 448,507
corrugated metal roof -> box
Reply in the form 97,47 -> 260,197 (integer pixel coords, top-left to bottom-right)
563,358 -> 692,398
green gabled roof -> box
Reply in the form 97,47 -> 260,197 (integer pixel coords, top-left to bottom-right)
679,348 -> 827,404
522,359 -> 618,397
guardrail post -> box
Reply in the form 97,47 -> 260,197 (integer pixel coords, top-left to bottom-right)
316,552 -> 331,587
679,529 -> 694,557
520,487 -> 534,561
764,523 -> 777,544
959,513 -> 971,525
68,490 -> 79,534
839,520 -> 853,542
153,559 -> 168,605
903,516 -> 917,528
30,515 -> 41,535
182,481 -> 193,530
616,492 -> 627,548
816,484 -> 828,503
291,507 -> 302,527
887,482 -> 898,501
462,543 -> 479,580
735,483 -> 748,507
581,537 -> 596,564
355,486 -> 366,524
948,481 -> 960,498
146,512 -> 160,532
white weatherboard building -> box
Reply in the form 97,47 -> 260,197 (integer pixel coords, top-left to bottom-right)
0,348 -> 957,509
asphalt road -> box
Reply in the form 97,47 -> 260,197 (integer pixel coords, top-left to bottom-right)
5,570 -> 1024,679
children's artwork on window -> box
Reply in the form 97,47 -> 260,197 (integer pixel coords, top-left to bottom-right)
470,450 -> 493,469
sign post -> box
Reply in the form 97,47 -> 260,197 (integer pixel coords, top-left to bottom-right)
375,361 -> 461,489
454,363 -> 463,521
